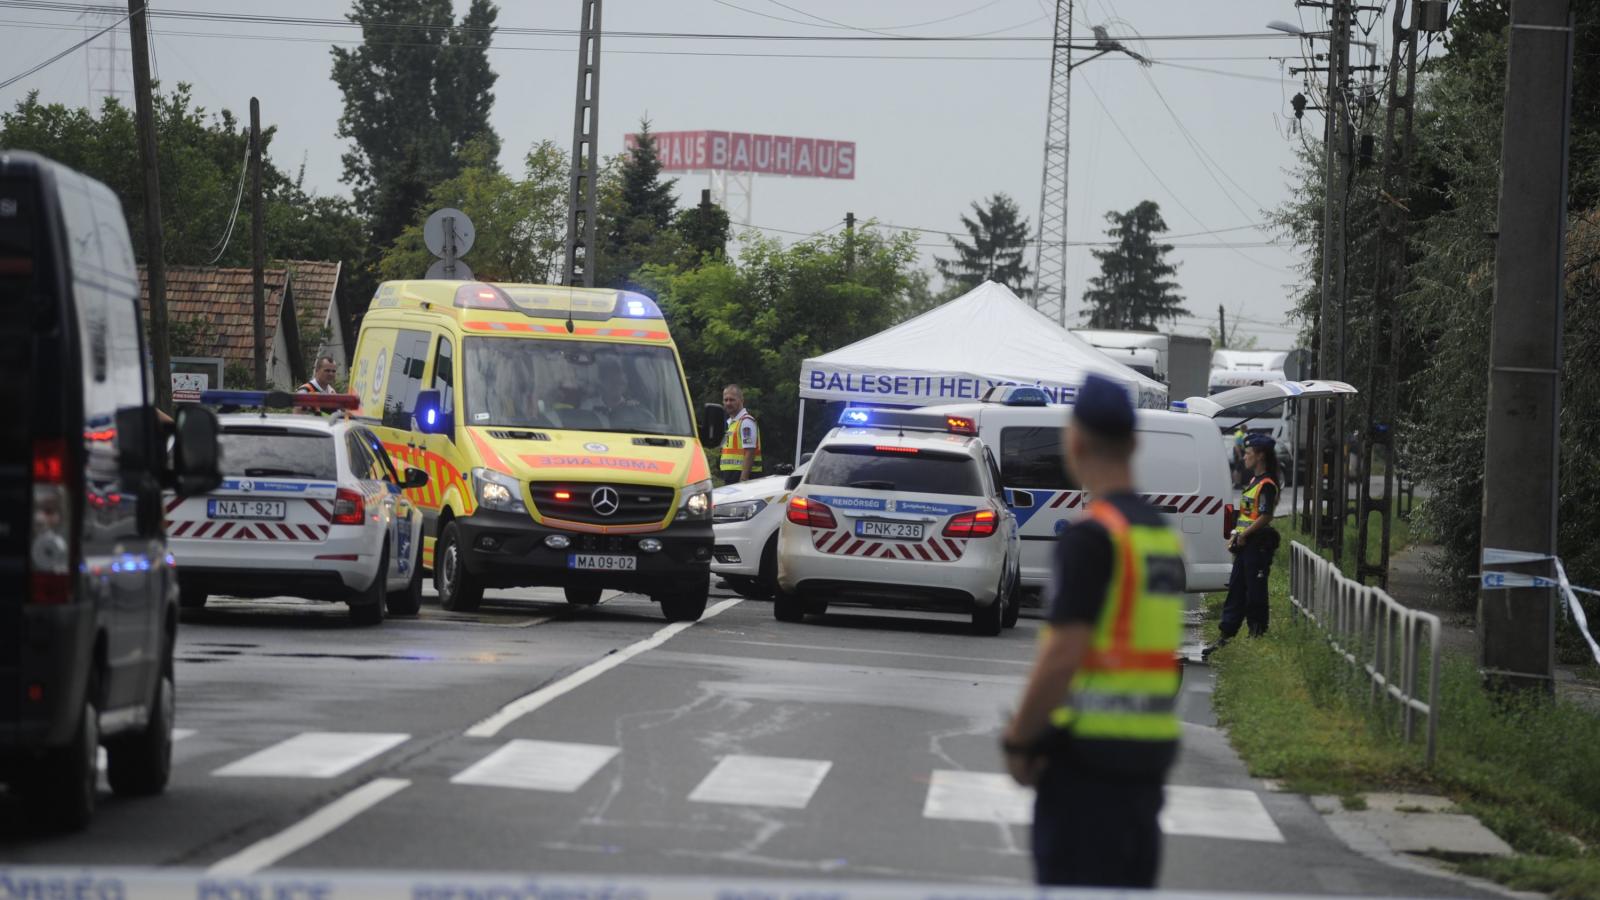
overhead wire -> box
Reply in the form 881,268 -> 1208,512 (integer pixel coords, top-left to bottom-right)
0,2 -> 138,91
206,136 -> 250,265
1137,65 -> 1272,225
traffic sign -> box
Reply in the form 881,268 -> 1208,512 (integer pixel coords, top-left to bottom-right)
425,258 -> 474,281
423,208 -> 475,259
1283,348 -> 1310,381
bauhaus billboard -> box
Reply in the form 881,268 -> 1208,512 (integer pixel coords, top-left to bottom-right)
624,130 -> 856,180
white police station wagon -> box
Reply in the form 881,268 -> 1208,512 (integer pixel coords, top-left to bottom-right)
163,391 -> 429,625
775,408 -> 1021,635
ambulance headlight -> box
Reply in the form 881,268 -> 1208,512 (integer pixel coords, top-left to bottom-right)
676,480 -> 714,521
472,468 -> 527,514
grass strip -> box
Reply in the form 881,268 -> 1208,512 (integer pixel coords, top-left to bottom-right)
1206,520 -> 1600,899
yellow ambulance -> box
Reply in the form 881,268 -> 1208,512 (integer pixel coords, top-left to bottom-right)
348,280 -> 726,621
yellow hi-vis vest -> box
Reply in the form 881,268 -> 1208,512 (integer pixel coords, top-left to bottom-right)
1050,499 -> 1184,742
720,409 -> 762,474
1234,474 -> 1277,537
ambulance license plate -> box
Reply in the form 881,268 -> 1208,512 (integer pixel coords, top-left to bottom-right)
208,499 -> 286,521
856,520 -> 924,540
568,553 -> 637,572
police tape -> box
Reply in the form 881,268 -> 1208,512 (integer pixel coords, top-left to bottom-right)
1481,547 -> 1600,666
0,867 -> 1396,900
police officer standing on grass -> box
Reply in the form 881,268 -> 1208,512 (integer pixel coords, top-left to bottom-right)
720,383 -> 762,484
299,356 -> 339,394
1204,432 -> 1282,658
1002,373 -> 1185,888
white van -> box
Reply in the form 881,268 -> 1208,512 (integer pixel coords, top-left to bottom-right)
928,387 -> 1236,594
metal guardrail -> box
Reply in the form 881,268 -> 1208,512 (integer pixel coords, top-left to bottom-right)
1287,541 -> 1442,764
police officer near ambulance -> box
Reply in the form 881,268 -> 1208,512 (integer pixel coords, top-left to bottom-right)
1002,373 -> 1184,888
299,356 -> 339,394
1205,432 -> 1282,657
720,384 -> 762,484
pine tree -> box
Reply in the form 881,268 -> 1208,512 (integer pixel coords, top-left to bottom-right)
935,193 -> 1033,297
331,0 -> 500,249
674,192 -> 731,265
598,120 -> 680,287
1081,200 -> 1187,330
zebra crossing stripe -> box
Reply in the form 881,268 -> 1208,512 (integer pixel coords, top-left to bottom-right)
451,740 -> 619,793
213,732 -> 409,779
688,755 -> 832,809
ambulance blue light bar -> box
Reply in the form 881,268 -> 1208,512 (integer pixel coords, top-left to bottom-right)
616,292 -> 662,319
837,407 -> 978,436
199,390 -> 360,411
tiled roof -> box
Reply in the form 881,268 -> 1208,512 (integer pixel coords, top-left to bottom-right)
137,260 -> 341,369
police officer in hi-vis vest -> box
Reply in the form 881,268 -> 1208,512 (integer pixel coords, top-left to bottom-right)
1002,373 -> 1184,888
1205,432 -> 1282,658
720,383 -> 762,484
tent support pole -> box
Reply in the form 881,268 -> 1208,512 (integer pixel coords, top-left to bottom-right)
794,400 -> 807,467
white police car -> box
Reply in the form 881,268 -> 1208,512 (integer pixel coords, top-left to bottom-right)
775,408 -> 1021,635
163,391 -> 429,625
711,462 -> 808,598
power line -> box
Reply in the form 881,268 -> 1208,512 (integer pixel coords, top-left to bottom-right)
0,3 -> 137,91
1137,65 -> 1270,225
206,135 -> 250,265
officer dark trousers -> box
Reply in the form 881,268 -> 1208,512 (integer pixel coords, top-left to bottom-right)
1219,530 -> 1278,638
1032,765 -> 1164,887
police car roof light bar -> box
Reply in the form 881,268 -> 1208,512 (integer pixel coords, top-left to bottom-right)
198,390 -> 361,411
838,407 -> 977,436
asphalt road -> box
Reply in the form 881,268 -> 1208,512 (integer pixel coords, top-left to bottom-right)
0,584 -> 1493,896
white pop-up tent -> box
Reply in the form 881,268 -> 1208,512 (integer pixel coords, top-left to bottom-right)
795,281 -> 1168,457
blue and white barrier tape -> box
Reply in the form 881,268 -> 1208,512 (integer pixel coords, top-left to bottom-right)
1481,547 -> 1600,666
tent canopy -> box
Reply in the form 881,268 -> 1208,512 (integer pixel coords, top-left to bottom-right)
799,281 -> 1168,409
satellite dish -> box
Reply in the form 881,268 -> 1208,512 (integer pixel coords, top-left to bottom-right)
1283,348 -> 1311,381
423,208 -> 476,259
426,258 -> 474,281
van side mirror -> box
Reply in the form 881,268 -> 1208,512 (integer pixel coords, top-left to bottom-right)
699,403 -> 727,448
402,467 -> 430,489
115,406 -> 153,474
1005,488 -> 1034,509
173,406 -> 222,496
413,389 -> 451,435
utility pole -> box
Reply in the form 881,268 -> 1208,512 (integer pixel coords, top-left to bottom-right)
1308,0 -> 1353,563
1217,304 -> 1227,349
844,211 -> 856,278
1032,0 -> 1074,326
562,0 -> 602,288
249,97 -> 266,390
128,0 -> 170,412
1355,1 -> 1433,588
1478,0 -> 1574,695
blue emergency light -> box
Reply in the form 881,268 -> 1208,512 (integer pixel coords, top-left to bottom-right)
837,407 -> 977,436
980,385 -> 1054,406
616,292 -> 662,319
199,390 -> 360,411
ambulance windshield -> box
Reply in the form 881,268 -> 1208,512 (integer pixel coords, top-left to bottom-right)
461,337 -> 694,436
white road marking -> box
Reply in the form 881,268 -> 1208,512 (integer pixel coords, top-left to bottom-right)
722,640 -> 1033,667
923,772 -> 1285,843
688,755 -> 833,809
205,777 -> 410,875
450,739 -> 618,792
1160,785 -> 1285,843
213,732 -> 409,779
923,771 -> 1032,824
464,597 -> 743,737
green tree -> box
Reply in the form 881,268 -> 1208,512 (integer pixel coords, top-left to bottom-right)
638,227 -> 921,459
1080,200 -> 1187,330
331,0 -> 500,249
935,193 -> 1033,296
597,120 -> 680,288
379,138 -> 568,283
673,193 -> 731,265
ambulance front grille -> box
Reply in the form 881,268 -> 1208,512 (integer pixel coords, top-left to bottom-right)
528,482 -> 676,525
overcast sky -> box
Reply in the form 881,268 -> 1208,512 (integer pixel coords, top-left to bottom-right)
0,0 -> 1357,347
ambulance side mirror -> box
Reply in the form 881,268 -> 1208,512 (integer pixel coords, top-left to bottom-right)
1005,488 -> 1033,509
699,403 -> 727,448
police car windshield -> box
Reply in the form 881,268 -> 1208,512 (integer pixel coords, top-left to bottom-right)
462,338 -> 694,435
219,428 -> 337,480
807,445 -> 984,496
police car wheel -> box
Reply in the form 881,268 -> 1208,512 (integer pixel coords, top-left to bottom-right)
773,589 -> 805,623
387,542 -> 424,617
564,586 -> 602,606
349,546 -> 388,626
22,670 -> 98,832
1001,574 -> 1021,629
436,522 -> 483,612
755,538 -> 779,599
971,590 -> 1004,637
106,647 -> 174,797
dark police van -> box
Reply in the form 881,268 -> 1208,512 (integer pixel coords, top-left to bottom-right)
0,151 -> 220,831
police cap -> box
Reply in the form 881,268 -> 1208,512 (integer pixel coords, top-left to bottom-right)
1071,374 -> 1135,438
1244,432 -> 1276,450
